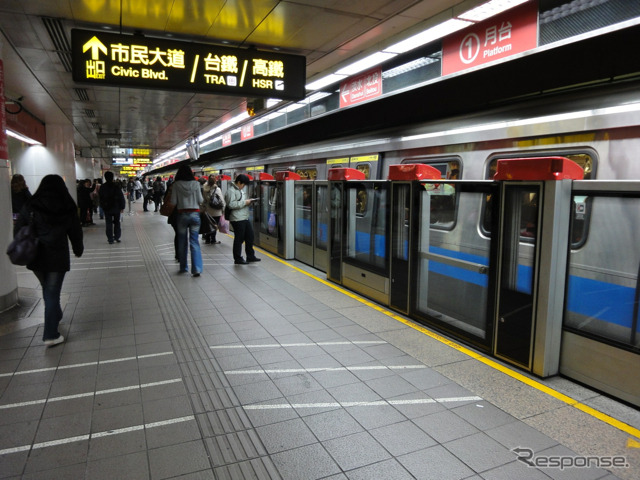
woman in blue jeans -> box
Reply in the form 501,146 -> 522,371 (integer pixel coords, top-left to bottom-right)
14,175 -> 84,346
170,164 -> 203,276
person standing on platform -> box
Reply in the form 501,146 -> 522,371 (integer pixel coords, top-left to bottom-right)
170,164 -> 203,276
99,171 -> 126,244
225,173 -> 260,264
201,175 -> 225,244
152,176 -> 165,212
11,174 -> 31,236
14,175 -> 84,347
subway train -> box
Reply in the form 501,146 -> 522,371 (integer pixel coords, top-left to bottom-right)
184,80 -> 640,407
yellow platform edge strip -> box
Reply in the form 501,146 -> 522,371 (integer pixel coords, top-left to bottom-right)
258,248 -> 640,440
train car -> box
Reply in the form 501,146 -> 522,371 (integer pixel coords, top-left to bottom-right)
201,81 -> 640,406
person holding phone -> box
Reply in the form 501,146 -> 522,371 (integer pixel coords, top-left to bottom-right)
224,174 -> 260,265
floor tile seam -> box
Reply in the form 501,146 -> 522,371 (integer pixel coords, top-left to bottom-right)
132,217 -> 273,466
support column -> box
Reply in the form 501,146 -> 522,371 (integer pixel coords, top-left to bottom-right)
0,40 -> 19,312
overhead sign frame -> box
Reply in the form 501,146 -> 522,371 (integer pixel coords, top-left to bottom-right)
71,29 -> 306,100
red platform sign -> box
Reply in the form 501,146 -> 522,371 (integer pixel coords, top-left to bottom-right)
241,123 -> 254,140
339,67 -> 382,108
442,0 -> 538,76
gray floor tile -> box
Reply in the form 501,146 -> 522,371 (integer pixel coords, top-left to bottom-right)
346,459 -> 415,480
271,443 -> 341,480
452,401 -> 517,431
148,440 -> 212,478
371,420 -> 437,456
417,406 -> 482,444
444,431 -> 516,472
256,417 -> 317,454
323,431 -> 391,471
303,408 -> 365,441
398,444 -> 475,480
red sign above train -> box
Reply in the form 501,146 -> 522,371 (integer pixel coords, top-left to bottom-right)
442,0 -> 538,76
71,29 -> 306,100
339,67 -> 383,108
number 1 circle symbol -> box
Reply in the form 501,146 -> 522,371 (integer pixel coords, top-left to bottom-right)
459,33 -> 480,65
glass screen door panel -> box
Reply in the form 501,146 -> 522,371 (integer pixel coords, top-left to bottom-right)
414,187 -> 492,341
495,184 -> 540,368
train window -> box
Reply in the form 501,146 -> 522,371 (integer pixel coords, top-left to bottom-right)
345,183 -> 387,270
296,168 -> 317,180
482,152 -> 596,246
404,159 -> 460,231
356,164 -> 371,179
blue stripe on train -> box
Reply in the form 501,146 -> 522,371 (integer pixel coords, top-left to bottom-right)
348,234 -> 634,330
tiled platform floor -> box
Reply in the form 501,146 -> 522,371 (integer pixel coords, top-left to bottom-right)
1,203 -> 639,479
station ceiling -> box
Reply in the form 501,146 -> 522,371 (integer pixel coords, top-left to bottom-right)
0,0 -> 476,162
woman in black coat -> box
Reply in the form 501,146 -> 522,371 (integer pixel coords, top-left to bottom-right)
15,175 -> 84,346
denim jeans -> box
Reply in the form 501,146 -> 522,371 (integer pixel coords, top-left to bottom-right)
177,212 -> 203,274
34,270 -> 66,341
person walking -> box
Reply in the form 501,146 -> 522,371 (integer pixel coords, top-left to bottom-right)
99,171 -> 126,244
11,174 -> 31,236
14,174 -> 84,346
152,176 -> 165,212
224,173 -> 260,264
201,175 -> 225,244
170,164 -> 203,276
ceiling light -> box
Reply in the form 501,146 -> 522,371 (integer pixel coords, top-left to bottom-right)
335,52 -> 397,76
306,74 -> 348,91
384,18 -> 472,54
6,128 -> 42,145
457,0 -> 530,22
382,57 -> 439,79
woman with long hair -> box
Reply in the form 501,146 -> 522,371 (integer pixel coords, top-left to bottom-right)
14,175 -> 84,346
170,164 -> 203,276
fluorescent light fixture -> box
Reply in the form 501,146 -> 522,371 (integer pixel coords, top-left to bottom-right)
384,18 -> 472,54
155,145 -> 186,163
307,92 -> 332,103
457,0 -> 530,22
199,112 -> 250,141
306,74 -> 347,91
286,102 -> 307,113
335,51 -> 397,76
382,57 -> 439,79
266,98 -> 282,108
6,128 -> 42,145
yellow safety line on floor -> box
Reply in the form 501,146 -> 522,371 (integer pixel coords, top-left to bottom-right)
256,247 -> 640,441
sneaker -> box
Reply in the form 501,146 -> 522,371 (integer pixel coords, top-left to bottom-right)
44,335 -> 64,347
115,239 -> 121,243
178,269 -> 188,274
213,241 -> 221,244
247,257 -> 261,262
192,273 -> 201,277
108,241 -> 114,244
234,259 -> 247,265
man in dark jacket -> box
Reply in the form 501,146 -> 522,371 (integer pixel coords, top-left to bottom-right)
99,171 -> 126,244
15,174 -> 84,346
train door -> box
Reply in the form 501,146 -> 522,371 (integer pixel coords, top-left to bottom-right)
314,181 -> 329,271
389,165 -> 442,314
327,168 -> 366,285
294,180 -> 329,272
493,157 -> 582,374
255,171 -> 297,259
494,182 -> 541,368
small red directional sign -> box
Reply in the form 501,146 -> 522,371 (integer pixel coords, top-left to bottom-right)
339,67 -> 382,108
